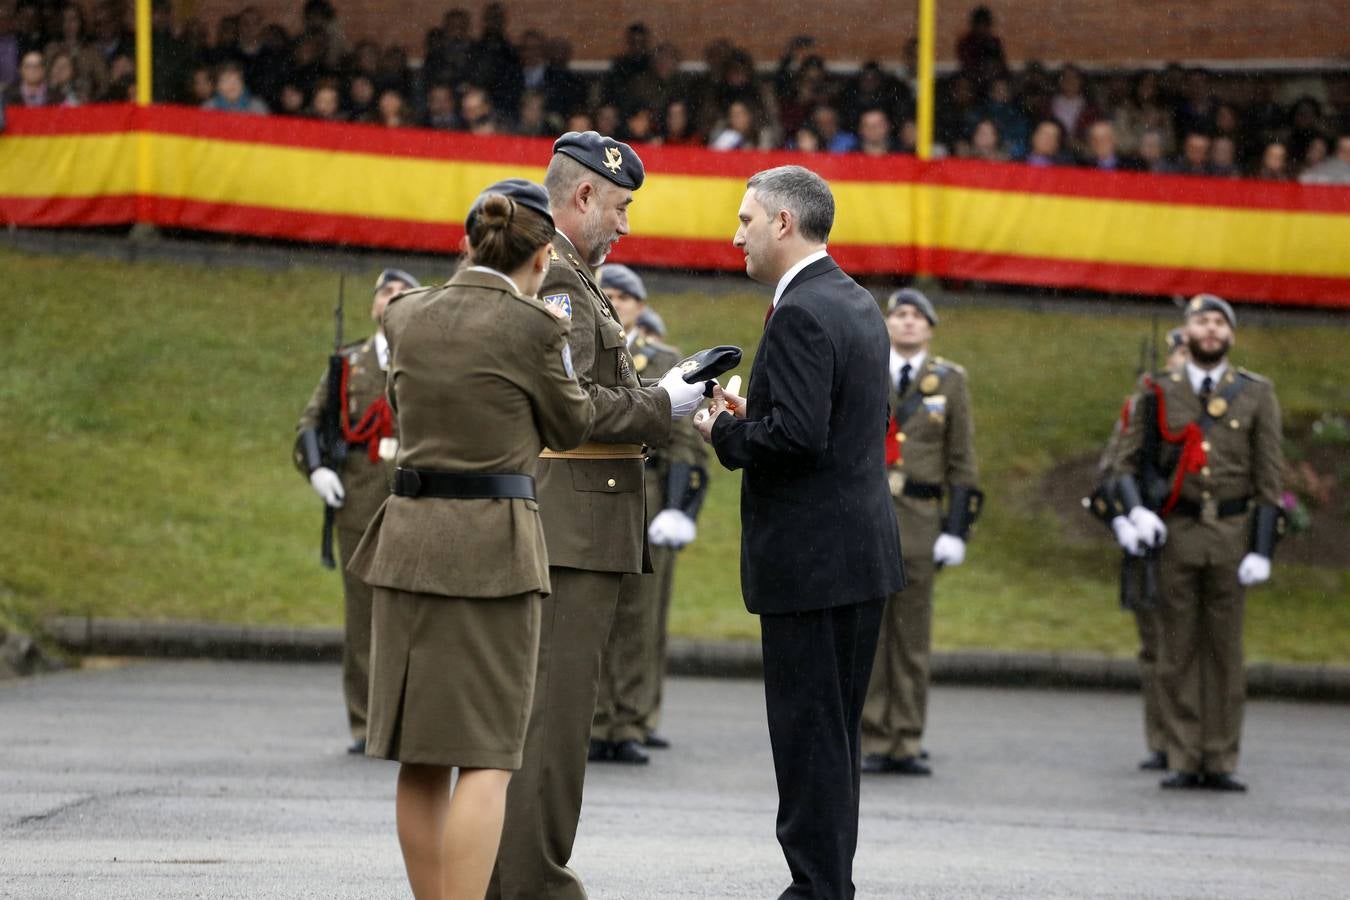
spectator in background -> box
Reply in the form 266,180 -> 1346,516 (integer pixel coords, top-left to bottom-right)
629,42 -> 688,120
1256,141 -> 1290,180
1114,70 -> 1174,157
422,8 -> 472,90
1081,120 -> 1140,171
468,2 -> 521,111
979,75 -> 1029,159
1171,130 -> 1212,176
563,110 -> 591,133
897,118 -> 919,154
1024,118 -> 1070,166
1173,68 -> 1217,137
187,64 -> 214,104
1050,65 -> 1099,152
1136,128 -> 1169,174
604,21 -> 651,102
376,88 -> 407,127
514,89 -> 551,136
956,5 -> 1006,90
857,107 -> 897,157
346,72 -> 375,121
660,98 -> 701,146
1300,135 -> 1329,173
774,34 -> 816,102
151,0 -> 191,103
277,82 -> 305,116
203,61 -> 267,113
542,38 -> 586,119
1211,103 -> 1248,167
776,53 -> 828,137
812,103 -> 858,153
787,125 -> 821,152
709,99 -> 765,151
1299,134 -> 1350,185
517,29 -> 547,94
375,45 -> 411,98
592,101 -> 620,137
422,81 -> 457,129
965,118 -> 1007,161
1210,136 -> 1239,177
48,3 -> 107,102
1286,96 -> 1330,163
935,73 -> 979,150
845,61 -> 912,132
461,84 -> 503,135
0,2 -> 18,89
46,50 -> 82,104
309,78 -> 344,121
4,50 -> 47,105
90,0 -> 132,69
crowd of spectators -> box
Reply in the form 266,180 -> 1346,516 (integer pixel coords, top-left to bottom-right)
3,0 -> 1349,184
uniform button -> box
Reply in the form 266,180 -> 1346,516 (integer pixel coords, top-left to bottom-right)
1202,491 -> 1211,499
1201,441 -> 1211,452
1201,466 -> 1211,476
607,478 -> 616,488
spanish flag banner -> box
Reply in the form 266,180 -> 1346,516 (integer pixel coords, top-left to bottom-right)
3,105 -> 1348,308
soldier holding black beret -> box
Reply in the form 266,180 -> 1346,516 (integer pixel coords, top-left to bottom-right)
489,132 -> 712,900
862,288 -> 982,776
1105,294 -> 1285,792
294,267 -> 417,755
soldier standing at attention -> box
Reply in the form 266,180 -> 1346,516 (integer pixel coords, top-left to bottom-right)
294,268 -> 418,755
489,133 -> 711,900
1107,294 -> 1284,792
347,179 -> 594,899
862,288 -> 982,776
589,264 -> 710,764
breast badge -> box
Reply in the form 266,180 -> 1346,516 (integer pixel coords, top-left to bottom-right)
919,373 -> 940,394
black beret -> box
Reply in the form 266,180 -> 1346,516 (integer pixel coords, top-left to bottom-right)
1185,293 -> 1236,328
465,178 -> 554,234
599,263 -> 647,300
552,131 -> 645,191
885,287 -> 938,326
374,268 -> 420,292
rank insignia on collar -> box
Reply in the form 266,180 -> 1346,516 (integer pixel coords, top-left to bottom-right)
543,293 -> 572,318
603,146 -> 623,173
919,373 -> 940,394
547,245 -> 559,260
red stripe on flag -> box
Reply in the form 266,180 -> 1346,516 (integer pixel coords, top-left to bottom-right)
0,193 -> 139,224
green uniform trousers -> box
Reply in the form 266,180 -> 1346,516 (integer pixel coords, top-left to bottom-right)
1156,515 -> 1248,775
861,495 -> 940,760
337,526 -> 372,741
1133,605 -> 1167,755
489,567 -> 622,900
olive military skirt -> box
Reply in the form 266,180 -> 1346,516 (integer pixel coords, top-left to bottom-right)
365,587 -> 542,770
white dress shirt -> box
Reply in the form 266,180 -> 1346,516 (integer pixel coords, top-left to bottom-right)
889,349 -> 926,391
771,249 -> 830,309
1185,360 -> 1228,395
375,331 -> 390,370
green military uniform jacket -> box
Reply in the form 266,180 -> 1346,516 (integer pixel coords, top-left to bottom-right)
1107,365 -> 1283,512
886,354 -> 978,538
632,334 -> 708,494
535,232 -> 673,574
294,336 -> 395,529
348,269 -> 594,599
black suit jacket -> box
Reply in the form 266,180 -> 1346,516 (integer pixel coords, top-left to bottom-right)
712,256 -> 905,615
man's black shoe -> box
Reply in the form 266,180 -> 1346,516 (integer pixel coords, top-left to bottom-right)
347,738 -> 366,755
1204,773 -> 1248,792
862,754 -> 931,776
1139,750 -> 1168,771
919,748 -> 929,760
1160,772 -> 1205,790
587,739 -> 612,762
643,733 -> 671,749
608,739 -> 650,764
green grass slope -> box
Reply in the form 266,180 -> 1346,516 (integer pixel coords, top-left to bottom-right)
2,249 -> 1347,662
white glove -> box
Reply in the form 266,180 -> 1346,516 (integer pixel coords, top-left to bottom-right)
1127,506 -> 1168,548
658,366 -> 711,419
933,533 -> 966,567
648,509 -> 697,548
309,467 -> 345,508
1237,553 -> 1271,587
1111,516 -> 1145,556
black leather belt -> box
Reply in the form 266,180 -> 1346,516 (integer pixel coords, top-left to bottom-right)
1170,496 -> 1250,519
392,468 -> 536,501
902,481 -> 943,500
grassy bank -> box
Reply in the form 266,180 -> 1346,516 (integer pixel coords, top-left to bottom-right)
2,248 -> 1347,662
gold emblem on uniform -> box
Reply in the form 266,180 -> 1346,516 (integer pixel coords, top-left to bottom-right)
1207,396 -> 1228,417
919,373 -> 940,394
633,353 -> 649,373
1189,296 -> 1204,311
1094,497 -> 1108,515
603,146 -> 623,173
547,245 -> 559,260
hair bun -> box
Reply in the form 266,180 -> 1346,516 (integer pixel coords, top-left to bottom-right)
476,193 -> 515,230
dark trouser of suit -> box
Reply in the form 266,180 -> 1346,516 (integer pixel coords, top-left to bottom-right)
337,526 -> 372,741
1156,515 -> 1247,776
489,567 -> 622,900
1133,605 -> 1167,756
761,596 -> 885,900
862,496 -> 938,760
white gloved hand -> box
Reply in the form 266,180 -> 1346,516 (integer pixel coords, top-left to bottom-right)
648,509 -> 697,549
1111,516 -> 1145,556
657,366 -> 711,419
933,533 -> 966,567
309,467 -> 345,508
1237,553 -> 1271,587
1127,506 -> 1168,548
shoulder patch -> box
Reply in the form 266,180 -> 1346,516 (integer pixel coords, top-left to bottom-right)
542,293 -> 572,318
561,342 -> 575,379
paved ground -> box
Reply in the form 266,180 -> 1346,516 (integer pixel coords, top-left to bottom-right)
2,661 -> 1348,899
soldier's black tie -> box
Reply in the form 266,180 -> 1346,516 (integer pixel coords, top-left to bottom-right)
1200,375 -> 1213,399
898,363 -> 912,395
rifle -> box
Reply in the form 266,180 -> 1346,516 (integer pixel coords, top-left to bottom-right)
1120,313 -> 1167,611
318,277 -> 348,569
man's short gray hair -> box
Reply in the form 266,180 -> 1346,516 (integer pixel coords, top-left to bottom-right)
545,153 -> 596,210
746,165 -> 835,243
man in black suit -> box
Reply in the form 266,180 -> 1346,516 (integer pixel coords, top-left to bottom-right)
694,165 -> 905,900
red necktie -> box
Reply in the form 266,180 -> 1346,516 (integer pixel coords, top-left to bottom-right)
764,301 -> 774,328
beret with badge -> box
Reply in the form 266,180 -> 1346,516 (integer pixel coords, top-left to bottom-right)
885,287 -> 938,326
375,268 -> 420,292
553,131 -> 646,191
464,177 -> 555,234
598,263 -> 647,301
1184,293 -> 1236,328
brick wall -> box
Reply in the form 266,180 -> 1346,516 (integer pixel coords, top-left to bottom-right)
179,0 -> 1350,66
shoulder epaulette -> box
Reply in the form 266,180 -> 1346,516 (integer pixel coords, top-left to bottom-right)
1237,367 -> 1269,384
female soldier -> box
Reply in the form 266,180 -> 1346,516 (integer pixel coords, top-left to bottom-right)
348,179 -> 594,899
